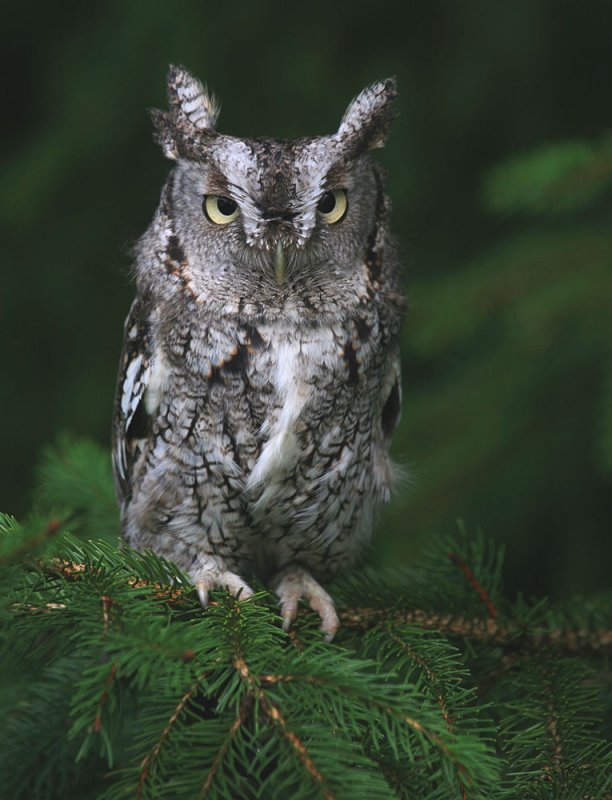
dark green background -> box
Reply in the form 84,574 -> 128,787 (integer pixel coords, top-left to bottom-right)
2,1 -> 611,597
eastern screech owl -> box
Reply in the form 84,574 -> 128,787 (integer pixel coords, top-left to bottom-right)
112,65 -> 405,639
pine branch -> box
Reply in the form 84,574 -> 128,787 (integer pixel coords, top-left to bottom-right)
0,516 -> 63,565
15,556 -> 612,662
232,655 -> 333,800
448,551 -> 497,619
137,674 -> 207,799
201,694 -> 252,796
340,607 -> 612,656
93,661 -> 118,733
19,557 -> 612,659
1,437 -> 610,798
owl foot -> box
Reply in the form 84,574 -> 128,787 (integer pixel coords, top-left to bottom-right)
194,566 -> 254,608
272,565 -> 340,642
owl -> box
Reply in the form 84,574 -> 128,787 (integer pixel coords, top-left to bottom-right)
112,66 -> 405,640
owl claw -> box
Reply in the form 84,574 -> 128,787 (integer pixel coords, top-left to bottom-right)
195,569 -> 254,608
272,565 -> 340,642
280,599 -> 299,632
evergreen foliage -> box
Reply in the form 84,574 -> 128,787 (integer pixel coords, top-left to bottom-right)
395,127 -> 612,596
3,125 -> 612,798
482,135 -> 612,217
1,438 -> 610,799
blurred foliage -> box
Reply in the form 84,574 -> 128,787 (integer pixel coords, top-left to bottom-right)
483,135 -> 612,216
1,0 -> 611,598
389,126 -> 612,597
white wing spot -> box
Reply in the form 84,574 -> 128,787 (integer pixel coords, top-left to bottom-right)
121,355 -> 143,416
247,341 -> 307,494
144,353 -> 170,415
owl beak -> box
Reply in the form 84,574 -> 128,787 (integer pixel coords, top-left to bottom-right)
274,241 -> 286,285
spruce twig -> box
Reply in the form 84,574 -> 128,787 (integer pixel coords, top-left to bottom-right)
201,694 -> 253,796
136,675 -> 207,799
1,431 -> 610,799
16,556 -> 612,657
233,655 -> 334,800
341,608 -> 612,656
448,551 -> 498,619
0,517 -> 63,564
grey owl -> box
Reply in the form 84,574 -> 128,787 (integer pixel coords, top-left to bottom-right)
112,65 -> 405,639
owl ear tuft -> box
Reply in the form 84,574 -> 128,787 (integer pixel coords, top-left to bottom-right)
336,78 -> 398,153
149,65 -> 221,161
166,64 -> 220,131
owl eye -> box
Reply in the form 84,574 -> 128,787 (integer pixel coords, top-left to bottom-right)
204,195 -> 240,225
317,189 -> 348,224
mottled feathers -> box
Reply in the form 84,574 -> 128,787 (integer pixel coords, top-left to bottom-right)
112,66 -> 405,638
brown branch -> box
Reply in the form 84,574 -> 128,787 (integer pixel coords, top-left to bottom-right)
32,560 -> 612,656
448,551 -> 498,619
0,518 -> 63,564
262,695 -> 333,799
137,675 -> 204,799
386,627 -> 455,729
385,626 -> 474,797
44,559 -> 87,579
201,694 -> 253,796
93,662 -> 117,733
338,607 -> 612,656
287,626 -> 306,652
85,595 -> 117,731
126,575 -> 187,603
358,700 -> 472,790
43,559 -> 187,605
259,669 -> 468,781
519,668 -> 568,791
545,715 -> 563,777
544,677 -> 564,780
101,594 -> 113,633
13,602 -> 67,614
234,655 -> 333,800
260,671 -> 443,738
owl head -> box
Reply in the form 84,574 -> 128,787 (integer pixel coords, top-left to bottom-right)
149,66 -> 397,299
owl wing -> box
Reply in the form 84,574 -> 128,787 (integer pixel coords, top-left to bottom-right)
380,354 -> 402,441
112,297 -> 153,504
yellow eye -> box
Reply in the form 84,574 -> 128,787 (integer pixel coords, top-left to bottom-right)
317,189 -> 348,224
204,195 -> 240,225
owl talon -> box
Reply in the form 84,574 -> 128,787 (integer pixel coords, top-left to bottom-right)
280,599 -> 299,632
195,569 -> 254,608
273,565 -> 340,641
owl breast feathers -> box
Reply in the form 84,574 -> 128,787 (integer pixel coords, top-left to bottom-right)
112,65 -> 405,639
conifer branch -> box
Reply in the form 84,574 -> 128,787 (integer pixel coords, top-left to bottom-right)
385,626 -> 455,729
448,551 -> 498,618
2,434 -> 610,800
201,695 -> 253,796
136,675 -> 206,799
16,554 -> 612,658
339,607 -> 612,655
100,594 -> 113,633
233,656 -> 333,798
544,682 -> 564,779
93,663 -> 117,733
0,517 -> 63,564
258,667 -> 473,790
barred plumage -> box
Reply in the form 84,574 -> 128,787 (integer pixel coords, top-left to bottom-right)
112,65 -> 405,638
